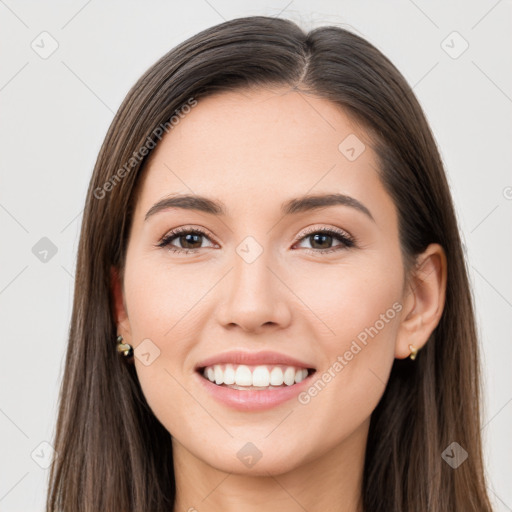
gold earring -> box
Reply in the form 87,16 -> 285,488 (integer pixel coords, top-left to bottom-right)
408,344 -> 419,360
116,335 -> 134,358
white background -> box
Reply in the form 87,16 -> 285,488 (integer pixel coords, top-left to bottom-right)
0,1 -> 511,510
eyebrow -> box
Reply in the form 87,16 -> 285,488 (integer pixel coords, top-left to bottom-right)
144,193 -> 375,222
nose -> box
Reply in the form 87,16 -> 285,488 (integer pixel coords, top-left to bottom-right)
215,246 -> 292,334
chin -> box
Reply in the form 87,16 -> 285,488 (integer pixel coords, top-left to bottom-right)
199,440 -> 308,477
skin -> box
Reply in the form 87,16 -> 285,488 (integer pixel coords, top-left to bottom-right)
111,86 -> 447,512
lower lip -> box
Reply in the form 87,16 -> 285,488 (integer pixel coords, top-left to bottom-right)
195,370 -> 316,411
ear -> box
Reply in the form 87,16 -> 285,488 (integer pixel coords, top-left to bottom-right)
110,266 -> 132,340
395,243 -> 447,359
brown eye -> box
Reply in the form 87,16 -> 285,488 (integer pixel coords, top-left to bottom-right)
175,233 -> 203,250
308,232 -> 335,250
294,228 -> 355,254
157,228 -> 214,254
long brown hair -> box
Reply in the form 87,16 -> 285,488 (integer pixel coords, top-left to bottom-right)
46,15 -> 494,511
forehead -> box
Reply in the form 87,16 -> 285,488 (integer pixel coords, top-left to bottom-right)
134,87 -> 391,222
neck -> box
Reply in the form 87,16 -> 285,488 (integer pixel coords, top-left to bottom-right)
172,419 -> 368,512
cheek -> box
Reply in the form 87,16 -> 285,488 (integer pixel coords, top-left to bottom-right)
123,252 -> 197,338
290,251 -> 403,348
122,254 -> 213,431
290,253 -> 403,408
293,278 -> 401,458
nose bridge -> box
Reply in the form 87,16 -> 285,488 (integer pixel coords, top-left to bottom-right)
216,237 -> 291,332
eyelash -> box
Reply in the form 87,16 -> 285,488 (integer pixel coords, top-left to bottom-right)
155,225 -> 356,256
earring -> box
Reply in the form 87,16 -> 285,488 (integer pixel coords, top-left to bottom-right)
116,335 -> 134,358
408,344 -> 419,360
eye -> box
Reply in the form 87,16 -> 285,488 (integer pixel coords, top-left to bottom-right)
156,225 -> 356,256
156,226 -> 215,254
293,226 -> 356,255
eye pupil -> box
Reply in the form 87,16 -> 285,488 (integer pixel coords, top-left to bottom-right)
180,233 -> 202,249
310,233 -> 332,249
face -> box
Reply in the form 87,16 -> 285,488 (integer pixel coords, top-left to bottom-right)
114,87 -> 409,475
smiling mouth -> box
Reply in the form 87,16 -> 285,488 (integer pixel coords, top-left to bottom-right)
197,363 -> 316,390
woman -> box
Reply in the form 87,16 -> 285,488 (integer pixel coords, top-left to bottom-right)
46,15 -> 494,512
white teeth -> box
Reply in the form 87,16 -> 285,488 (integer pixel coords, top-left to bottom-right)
270,367 -> 284,386
214,365 -> 223,385
223,363 -> 235,385
295,369 -> 307,383
201,364 -> 310,388
235,365 -> 252,386
252,366 -> 270,387
283,367 -> 296,386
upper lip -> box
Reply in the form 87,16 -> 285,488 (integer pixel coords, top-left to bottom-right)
195,350 -> 316,370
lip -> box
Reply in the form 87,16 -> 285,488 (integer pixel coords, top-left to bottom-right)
194,368 -> 316,411
194,350 -> 315,371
